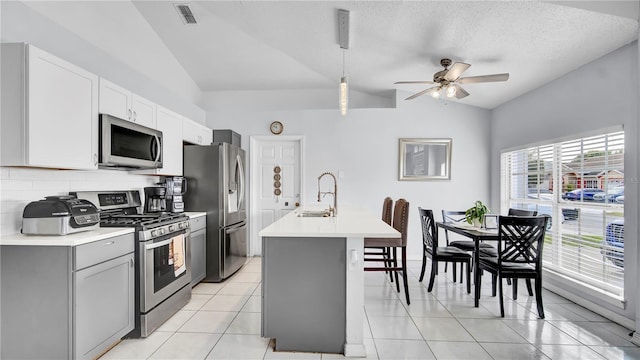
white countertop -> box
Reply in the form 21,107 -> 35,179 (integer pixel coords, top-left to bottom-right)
0,227 -> 135,246
184,211 -> 207,219
259,207 -> 399,238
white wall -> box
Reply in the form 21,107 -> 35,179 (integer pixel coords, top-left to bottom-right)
490,42 -> 639,324
0,168 -> 158,236
0,1 -> 206,123
204,94 -> 492,261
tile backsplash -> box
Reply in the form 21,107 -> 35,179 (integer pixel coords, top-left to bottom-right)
0,167 -> 159,235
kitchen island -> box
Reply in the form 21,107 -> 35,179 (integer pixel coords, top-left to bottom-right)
259,207 -> 399,357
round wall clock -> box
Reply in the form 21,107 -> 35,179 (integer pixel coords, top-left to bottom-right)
270,121 -> 284,135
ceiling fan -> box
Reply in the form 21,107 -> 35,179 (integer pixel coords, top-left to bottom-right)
395,58 -> 509,100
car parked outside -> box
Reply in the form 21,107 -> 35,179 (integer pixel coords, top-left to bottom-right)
615,195 -> 624,204
562,188 -> 605,201
601,219 -> 624,268
592,186 -> 624,203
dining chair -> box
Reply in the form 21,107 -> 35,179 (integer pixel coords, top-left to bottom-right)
477,215 -> 547,318
419,208 -> 471,294
364,198 -> 411,304
442,210 -> 496,282
504,208 -> 538,290
364,197 -> 395,282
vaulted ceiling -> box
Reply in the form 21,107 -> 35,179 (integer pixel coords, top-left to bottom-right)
18,1 -> 639,109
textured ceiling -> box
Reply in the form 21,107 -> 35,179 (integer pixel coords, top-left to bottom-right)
20,1 -> 639,109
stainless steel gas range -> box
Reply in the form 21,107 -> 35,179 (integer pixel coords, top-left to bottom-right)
72,190 -> 191,338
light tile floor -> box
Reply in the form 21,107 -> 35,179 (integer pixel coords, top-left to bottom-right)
101,257 -> 640,359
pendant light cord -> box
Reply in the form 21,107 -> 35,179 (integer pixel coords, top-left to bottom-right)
342,49 -> 346,77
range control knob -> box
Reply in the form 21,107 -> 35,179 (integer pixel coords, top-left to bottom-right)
159,228 -> 165,236
151,230 -> 157,237
169,225 -> 175,232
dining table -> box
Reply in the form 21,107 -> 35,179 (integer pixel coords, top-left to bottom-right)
436,221 -> 499,307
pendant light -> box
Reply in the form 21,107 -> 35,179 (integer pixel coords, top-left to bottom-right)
340,51 -> 348,116
338,9 -> 349,116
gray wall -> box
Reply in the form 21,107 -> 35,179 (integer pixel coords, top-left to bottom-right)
490,42 -> 639,324
205,96 -> 492,264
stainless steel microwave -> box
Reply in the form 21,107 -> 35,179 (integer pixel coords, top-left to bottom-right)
99,114 -> 163,169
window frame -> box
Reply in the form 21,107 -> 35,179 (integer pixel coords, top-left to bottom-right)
500,127 -> 625,303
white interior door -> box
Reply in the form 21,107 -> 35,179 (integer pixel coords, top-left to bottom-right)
250,136 -> 303,255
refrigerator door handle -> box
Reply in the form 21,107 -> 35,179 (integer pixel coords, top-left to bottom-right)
237,153 -> 245,211
226,225 -> 243,235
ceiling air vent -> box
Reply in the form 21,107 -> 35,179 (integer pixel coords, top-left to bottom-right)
174,4 -> 198,25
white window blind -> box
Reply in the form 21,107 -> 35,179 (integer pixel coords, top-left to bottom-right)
501,131 -> 624,298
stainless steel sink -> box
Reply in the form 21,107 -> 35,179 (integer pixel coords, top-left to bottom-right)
297,210 -> 331,217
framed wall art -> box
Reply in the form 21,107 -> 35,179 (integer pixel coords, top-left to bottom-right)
398,138 -> 452,181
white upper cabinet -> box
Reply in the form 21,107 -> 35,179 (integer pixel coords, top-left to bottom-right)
1,43 -> 99,170
99,78 -> 156,129
182,117 -> 213,145
136,106 -> 182,176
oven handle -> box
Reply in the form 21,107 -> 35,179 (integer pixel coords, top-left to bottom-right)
145,238 -> 174,250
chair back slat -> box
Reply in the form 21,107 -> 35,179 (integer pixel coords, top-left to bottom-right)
382,197 -> 393,225
418,208 -> 437,255
442,210 -> 466,223
441,210 -> 466,243
508,208 -> 538,217
498,216 -> 546,267
393,199 -> 409,246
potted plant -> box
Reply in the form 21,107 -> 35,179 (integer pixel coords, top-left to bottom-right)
465,200 -> 489,228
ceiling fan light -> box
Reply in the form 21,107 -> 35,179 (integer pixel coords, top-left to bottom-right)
339,76 -> 348,116
431,88 -> 441,99
446,85 -> 457,98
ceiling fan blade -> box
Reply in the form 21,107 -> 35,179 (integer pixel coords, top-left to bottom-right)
394,81 -> 435,85
458,73 -> 509,84
443,62 -> 470,81
452,84 -> 469,99
405,86 -> 439,100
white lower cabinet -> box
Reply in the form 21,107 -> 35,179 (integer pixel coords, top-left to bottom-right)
1,43 -> 99,169
0,233 -> 135,360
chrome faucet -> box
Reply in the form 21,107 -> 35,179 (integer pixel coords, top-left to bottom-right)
317,172 -> 338,216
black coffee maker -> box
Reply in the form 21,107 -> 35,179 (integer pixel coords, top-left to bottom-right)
160,177 -> 187,213
143,187 -> 167,213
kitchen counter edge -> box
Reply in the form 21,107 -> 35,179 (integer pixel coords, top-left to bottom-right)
184,211 -> 207,219
259,207 -> 399,238
0,228 -> 135,246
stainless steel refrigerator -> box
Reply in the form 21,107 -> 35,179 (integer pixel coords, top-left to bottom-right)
183,142 -> 247,282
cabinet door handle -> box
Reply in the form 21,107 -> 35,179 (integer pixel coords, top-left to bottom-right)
130,258 -> 134,267
128,109 -> 132,120
133,111 -> 137,121
103,241 -> 115,246
93,153 -> 98,166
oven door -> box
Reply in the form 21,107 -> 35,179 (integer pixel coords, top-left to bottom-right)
140,229 -> 191,313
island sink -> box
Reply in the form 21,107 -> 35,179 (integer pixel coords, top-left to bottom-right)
297,210 -> 331,217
